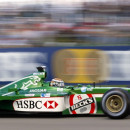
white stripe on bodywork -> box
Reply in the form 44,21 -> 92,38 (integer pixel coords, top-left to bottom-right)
92,94 -> 103,97
2,92 -> 14,96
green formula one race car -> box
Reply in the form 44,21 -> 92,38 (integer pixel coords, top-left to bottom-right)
0,66 -> 130,119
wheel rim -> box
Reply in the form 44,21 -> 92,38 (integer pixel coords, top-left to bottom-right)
106,95 -> 124,113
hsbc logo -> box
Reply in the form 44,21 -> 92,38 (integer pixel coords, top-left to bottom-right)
15,100 -> 42,109
13,97 -> 64,112
44,101 -> 58,109
14,100 -> 58,110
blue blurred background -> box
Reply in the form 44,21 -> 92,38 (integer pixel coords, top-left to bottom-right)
0,0 -> 130,85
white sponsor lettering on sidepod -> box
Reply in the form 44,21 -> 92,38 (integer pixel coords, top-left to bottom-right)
81,86 -> 93,92
29,89 -> 46,93
57,88 -> 63,91
81,87 -> 87,92
41,93 -> 50,97
25,94 -> 35,97
87,87 -> 93,91
44,93 -> 50,97
13,97 -> 65,112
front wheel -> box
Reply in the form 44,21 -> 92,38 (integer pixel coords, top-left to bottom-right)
101,89 -> 130,119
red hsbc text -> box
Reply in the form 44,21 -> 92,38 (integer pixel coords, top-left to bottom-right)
70,97 -> 94,111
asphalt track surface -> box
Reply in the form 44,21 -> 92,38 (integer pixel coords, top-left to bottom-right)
0,114 -> 130,130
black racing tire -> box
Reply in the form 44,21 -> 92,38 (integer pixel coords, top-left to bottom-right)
101,88 -> 130,119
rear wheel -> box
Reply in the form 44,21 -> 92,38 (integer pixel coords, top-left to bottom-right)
101,89 -> 130,119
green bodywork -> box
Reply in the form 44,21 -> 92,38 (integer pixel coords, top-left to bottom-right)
0,67 -> 130,115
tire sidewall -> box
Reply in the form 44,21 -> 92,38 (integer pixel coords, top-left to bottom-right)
101,89 -> 129,118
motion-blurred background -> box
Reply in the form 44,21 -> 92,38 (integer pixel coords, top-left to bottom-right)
0,0 -> 130,85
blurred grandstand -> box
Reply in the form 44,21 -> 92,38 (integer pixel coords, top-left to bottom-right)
0,0 -> 130,47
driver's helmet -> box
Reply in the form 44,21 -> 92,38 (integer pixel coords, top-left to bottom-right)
50,78 -> 64,87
